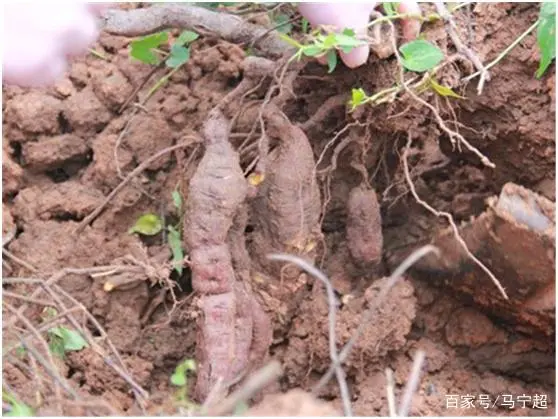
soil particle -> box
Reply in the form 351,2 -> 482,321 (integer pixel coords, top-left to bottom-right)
63,86 -> 112,134
5,92 -> 63,137
245,389 -> 340,416
3,203 -> 15,237
69,61 -> 91,89
22,134 -> 89,171
2,141 -> 23,198
91,65 -> 134,111
82,132 -> 135,191
445,308 -> 508,348
12,181 -> 104,223
124,113 -> 174,171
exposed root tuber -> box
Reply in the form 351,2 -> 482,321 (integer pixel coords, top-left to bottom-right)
250,107 -> 322,275
346,186 -> 383,267
184,107 -> 270,401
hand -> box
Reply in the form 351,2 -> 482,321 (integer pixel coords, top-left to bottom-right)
2,3 -> 111,87
298,2 -> 422,69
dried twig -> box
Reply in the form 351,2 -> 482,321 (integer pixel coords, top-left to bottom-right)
75,139 -> 200,233
268,253 -> 353,416
434,1 -> 490,94
101,4 -> 292,58
398,350 -> 426,417
313,245 -> 439,394
385,368 -> 397,417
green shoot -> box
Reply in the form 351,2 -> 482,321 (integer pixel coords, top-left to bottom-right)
129,213 -> 164,236
171,359 -> 197,406
167,225 -> 184,275
2,392 -> 34,417
282,28 -> 366,73
536,1 -> 556,78
47,326 -> 88,359
382,2 -> 400,17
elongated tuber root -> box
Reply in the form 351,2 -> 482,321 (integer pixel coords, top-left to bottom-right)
184,107 -> 270,401
346,185 -> 383,267
250,107 -> 322,276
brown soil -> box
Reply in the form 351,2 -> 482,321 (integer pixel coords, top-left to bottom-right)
2,2 -> 555,417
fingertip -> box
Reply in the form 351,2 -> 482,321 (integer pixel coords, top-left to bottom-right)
397,0 -> 422,40
339,45 -> 370,69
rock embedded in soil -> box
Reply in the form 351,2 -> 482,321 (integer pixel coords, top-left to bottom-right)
22,134 -> 89,171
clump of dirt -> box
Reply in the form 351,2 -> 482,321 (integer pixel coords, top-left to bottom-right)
2,2 -> 555,417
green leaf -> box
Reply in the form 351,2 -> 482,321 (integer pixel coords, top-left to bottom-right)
272,13 -> 293,34
171,359 -> 196,387
130,31 -> 169,65
166,45 -> 190,68
383,2 -> 400,16
430,79 -> 465,99
48,335 -> 65,358
399,40 -> 444,72
172,190 -> 182,212
167,225 -> 184,275
3,394 -> 34,417
302,45 -> 325,57
326,50 -> 338,73
536,5 -> 556,78
334,33 -> 366,53
175,30 -> 199,46
323,33 -> 337,49
350,87 -> 368,109
49,326 -> 88,352
129,213 -> 164,236
342,28 -> 356,37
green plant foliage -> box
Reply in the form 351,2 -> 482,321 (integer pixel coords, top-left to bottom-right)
536,1 -> 556,78
429,79 -> 464,99
129,213 -> 164,236
399,40 -> 444,72
175,30 -> 200,46
283,28 -> 366,72
171,359 -> 196,387
172,190 -> 183,212
167,225 -> 184,275
130,31 -> 169,65
3,393 -> 34,417
349,87 -> 368,110
166,44 -> 190,68
48,326 -> 88,358
383,2 -> 400,16
272,13 -> 293,34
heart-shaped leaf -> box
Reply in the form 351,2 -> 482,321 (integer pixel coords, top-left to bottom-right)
399,40 -> 444,72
